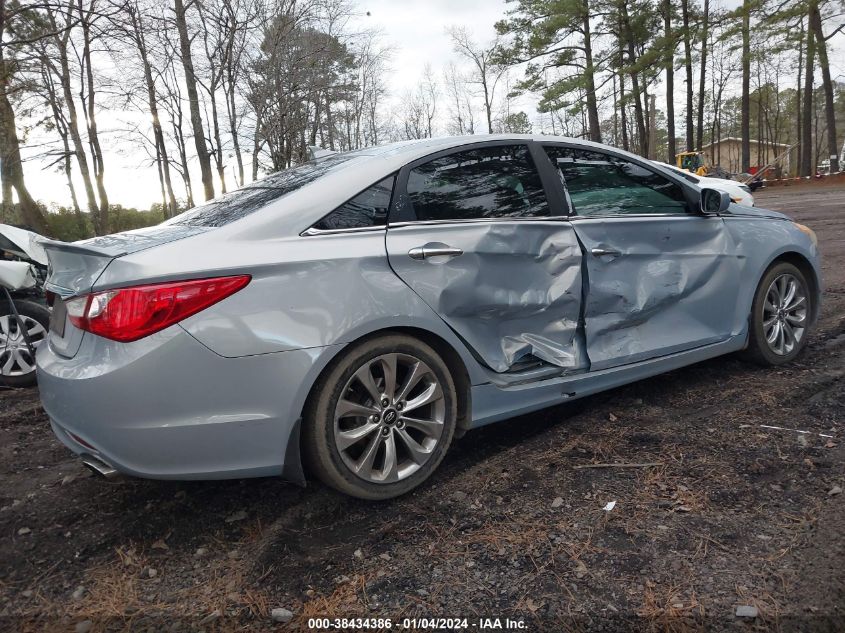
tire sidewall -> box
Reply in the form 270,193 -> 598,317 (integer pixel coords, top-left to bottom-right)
304,334 -> 457,500
0,300 -> 50,388
749,263 -> 811,365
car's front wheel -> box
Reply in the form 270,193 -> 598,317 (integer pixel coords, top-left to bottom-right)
743,262 -> 813,366
303,334 -> 457,500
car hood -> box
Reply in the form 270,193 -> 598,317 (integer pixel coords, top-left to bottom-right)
0,224 -> 48,265
726,204 -> 789,220
701,177 -> 745,189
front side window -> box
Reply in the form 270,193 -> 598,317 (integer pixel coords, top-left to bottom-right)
312,176 -> 395,231
544,146 -> 688,217
406,144 -> 549,222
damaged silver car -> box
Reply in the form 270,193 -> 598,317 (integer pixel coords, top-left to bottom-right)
37,135 -> 821,499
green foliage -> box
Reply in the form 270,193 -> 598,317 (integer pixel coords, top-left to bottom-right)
498,111 -> 533,133
43,205 -> 165,242
496,0 -> 596,112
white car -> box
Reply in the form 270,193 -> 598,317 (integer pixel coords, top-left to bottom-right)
653,162 -> 755,206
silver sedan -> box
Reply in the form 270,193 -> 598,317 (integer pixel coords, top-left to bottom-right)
37,135 -> 821,499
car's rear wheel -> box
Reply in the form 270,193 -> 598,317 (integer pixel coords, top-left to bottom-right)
303,334 -> 457,500
0,300 -> 50,388
743,262 -> 812,366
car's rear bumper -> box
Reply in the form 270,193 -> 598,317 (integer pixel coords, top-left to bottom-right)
37,326 -> 336,480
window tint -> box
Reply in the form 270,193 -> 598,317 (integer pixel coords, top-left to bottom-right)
312,176 -> 395,231
170,153 -> 359,227
544,146 -> 688,217
407,145 -> 549,222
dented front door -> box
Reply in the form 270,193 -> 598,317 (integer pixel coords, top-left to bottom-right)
572,216 -> 740,370
386,142 -> 587,374
542,143 -> 741,371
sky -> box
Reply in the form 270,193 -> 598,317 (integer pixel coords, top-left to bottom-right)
18,0 -> 513,210
16,0 -> 845,210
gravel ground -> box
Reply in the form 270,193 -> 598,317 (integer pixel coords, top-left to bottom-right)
1,182 -> 843,632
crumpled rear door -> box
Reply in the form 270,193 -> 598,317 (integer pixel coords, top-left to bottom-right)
386,220 -> 587,373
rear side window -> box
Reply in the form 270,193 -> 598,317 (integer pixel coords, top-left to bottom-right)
171,153 -> 358,227
312,176 -> 395,231
406,144 -> 549,222
544,146 -> 688,216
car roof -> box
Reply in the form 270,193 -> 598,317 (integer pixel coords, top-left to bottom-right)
180,134 -> 693,241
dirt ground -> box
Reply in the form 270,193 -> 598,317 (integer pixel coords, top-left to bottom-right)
1,184 -> 843,632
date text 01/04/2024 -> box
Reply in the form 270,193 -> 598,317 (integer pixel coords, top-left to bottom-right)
306,617 -> 528,630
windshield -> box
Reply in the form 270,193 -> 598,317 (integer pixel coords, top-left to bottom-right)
169,152 -> 361,228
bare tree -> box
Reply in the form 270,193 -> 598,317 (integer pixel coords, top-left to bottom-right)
448,25 -> 506,134
443,61 -> 474,135
115,0 -> 179,217
173,0 -> 213,200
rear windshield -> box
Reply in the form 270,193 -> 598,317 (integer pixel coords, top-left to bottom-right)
169,152 -> 359,227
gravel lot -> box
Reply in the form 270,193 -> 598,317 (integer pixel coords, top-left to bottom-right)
1,182 -> 844,632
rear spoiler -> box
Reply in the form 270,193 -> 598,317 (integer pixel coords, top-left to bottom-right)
40,225 -> 209,298
41,239 -> 117,299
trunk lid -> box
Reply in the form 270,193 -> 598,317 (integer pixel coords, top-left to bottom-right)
42,225 -> 207,358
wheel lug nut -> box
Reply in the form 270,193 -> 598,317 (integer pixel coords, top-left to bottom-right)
381,397 -> 390,407
381,427 -> 390,436
396,420 -> 405,429
396,402 -> 404,411
369,415 -> 378,423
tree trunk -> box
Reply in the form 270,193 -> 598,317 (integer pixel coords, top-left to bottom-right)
695,0 -> 709,150
50,11 -> 101,232
795,16 -> 804,176
80,1 -> 109,233
174,0 -> 214,200
581,0 -> 601,142
129,2 -> 178,216
800,18 -> 816,176
809,2 -> 839,173
740,0 -> 751,172
681,0 -> 694,151
224,69 -> 244,187
44,69 -> 84,229
208,90 -> 227,194
619,38 -> 629,152
0,58 -> 50,234
621,2 -> 647,156
663,0 -> 676,163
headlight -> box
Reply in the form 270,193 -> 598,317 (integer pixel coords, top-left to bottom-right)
793,222 -> 818,247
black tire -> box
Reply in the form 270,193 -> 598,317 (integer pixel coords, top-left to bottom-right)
0,299 -> 50,388
741,262 -> 813,366
303,333 -> 457,500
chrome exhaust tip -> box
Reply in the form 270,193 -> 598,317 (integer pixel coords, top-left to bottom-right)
80,454 -> 119,479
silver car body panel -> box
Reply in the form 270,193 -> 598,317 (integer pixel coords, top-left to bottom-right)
386,221 -> 587,373
36,134 -> 823,480
570,215 -> 741,370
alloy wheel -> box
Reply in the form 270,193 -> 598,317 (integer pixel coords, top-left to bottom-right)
333,352 -> 446,484
762,273 -> 807,356
0,315 -> 47,377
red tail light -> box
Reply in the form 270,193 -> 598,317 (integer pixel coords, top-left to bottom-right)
65,275 -> 251,342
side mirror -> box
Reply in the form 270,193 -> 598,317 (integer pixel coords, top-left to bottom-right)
700,188 -> 731,214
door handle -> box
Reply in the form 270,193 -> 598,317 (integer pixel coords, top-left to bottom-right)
408,245 -> 464,260
591,247 -> 622,257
